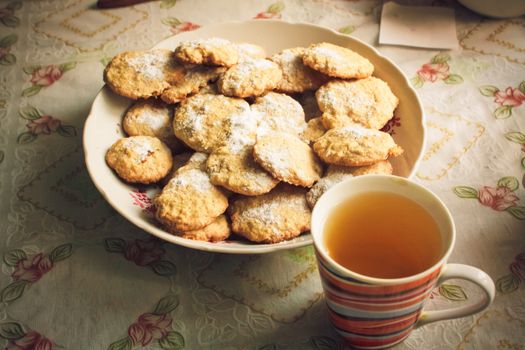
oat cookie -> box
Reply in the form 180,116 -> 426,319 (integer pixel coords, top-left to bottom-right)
122,100 -> 184,152
161,65 -> 226,104
251,92 -> 306,138
173,94 -> 259,153
174,38 -> 239,67
300,117 -> 326,144
270,47 -> 328,93
253,133 -> 323,187
303,42 -> 373,79
104,50 -> 184,100
236,43 -> 267,62
105,136 -> 172,184
313,125 -> 403,166
217,59 -> 282,98
229,184 -> 310,243
167,214 -> 231,242
206,145 -> 279,196
307,160 -> 393,208
326,160 -> 393,177
317,77 -> 399,130
154,155 -> 229,231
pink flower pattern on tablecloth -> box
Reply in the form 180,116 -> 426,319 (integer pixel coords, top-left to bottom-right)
108,295 -> 183,350
1,244 -> 72,303
497,252 -> 525,294
161,17 -> 200,34
128,313 -> 172,346
17,106 -> 76,144
479,81 -> 525,119
454,177 -> 525,220
11,253 -> 53,283
254,2 -> 284,19
22,62 -> 76,97
411,53 -> 463,87
124,239 -> 165,267
5,330 -> 53,350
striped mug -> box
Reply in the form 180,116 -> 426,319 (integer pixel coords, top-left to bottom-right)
311,175 -> 495,349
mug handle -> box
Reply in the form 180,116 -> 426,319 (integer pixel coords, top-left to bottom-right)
416,263 -> 495,328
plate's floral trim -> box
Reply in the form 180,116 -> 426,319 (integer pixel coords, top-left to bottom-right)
454,177 -> 525,220
1,244 -> 72,303
104,238 -> 177,277
161,17 -> 200,35
411,53 -> 463,88
160,0 -> 177,9
108,295 -> 184,350
129,189 -> 155,214
496,251 -> 525,294
505,131 -> 525,169
21,62 -> 76,97
254,2 -> 284,19
479,81 -> 525,119
380,115 -> 401,135
17,106 -> 77,144
0,322 -> 57,350
0,34 -> 17,66
0,1 -> 21,28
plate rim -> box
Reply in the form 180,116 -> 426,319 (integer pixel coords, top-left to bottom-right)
83,19 -> 426,254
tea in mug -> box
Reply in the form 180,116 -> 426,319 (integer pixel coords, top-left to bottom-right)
324,191 -> 443,279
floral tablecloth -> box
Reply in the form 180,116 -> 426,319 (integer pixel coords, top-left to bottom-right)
0,0 -> 524,349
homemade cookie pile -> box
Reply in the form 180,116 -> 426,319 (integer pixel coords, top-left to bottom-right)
103,38 -> 402,244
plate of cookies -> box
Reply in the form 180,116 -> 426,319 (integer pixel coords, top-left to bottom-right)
84,20 -> 425,254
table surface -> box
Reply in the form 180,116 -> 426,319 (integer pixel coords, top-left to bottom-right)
1,0 -> 524,349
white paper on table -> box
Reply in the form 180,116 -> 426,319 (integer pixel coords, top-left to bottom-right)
379,2 -> 459,49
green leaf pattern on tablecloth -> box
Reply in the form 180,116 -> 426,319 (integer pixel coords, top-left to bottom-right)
497,252 -> 525,294
505,131 -> 525,169
254,2 -> 284,19
0,1 -> 22,28
0,33 -> 17,66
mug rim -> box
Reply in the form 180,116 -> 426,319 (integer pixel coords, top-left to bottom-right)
311,174 -> 456,286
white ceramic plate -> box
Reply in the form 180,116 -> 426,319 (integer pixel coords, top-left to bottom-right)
84,20 -> 425,254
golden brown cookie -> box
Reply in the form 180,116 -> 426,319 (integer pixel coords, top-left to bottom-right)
307,160 -> 393,208
104,50 -> 184,100
253,133 -> 323,187
174,38 -> 239,67
173,94 -> 258,153
206,145 -> 279,196
154,154 -> 229,231
105,136 -> 172,184
316,77 -> 399,130
313,125 -> 403,166
160,65 -> 226,104
217,59 -> 282,98
229,184 -> 311,243
251,92 -> 307,138
236,43 -> 267,62
166,214 -> 231,242
326,160 -> 393,177
122,100 -> 184,152
303,42 -> 374,79
300,117 -> 326,144
270,47 -> 328,93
